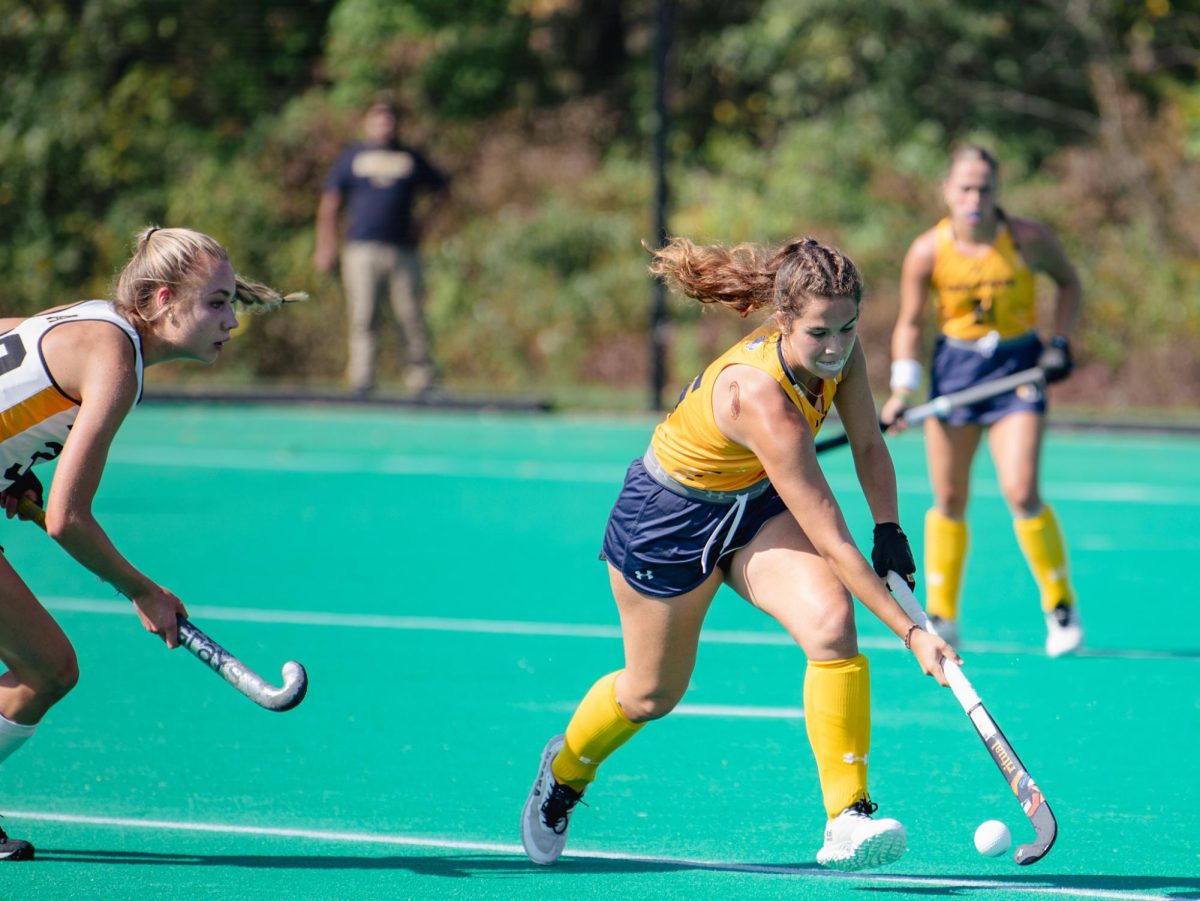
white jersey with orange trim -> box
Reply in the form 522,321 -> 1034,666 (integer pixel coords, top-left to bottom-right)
0,301 -> 143,490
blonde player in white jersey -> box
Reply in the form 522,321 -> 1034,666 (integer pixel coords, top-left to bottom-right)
0,227 -> 302,860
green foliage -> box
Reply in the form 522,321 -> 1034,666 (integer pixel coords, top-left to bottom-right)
1,0 -> 1198,410
426,163 -> 651,390
0,0 -> 335,308
420,21 -> 552,119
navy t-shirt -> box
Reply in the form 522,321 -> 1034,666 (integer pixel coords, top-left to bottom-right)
323,141 -> 448,246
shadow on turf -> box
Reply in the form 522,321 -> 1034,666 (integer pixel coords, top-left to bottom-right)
1073,646 -> 1200,661
33,850 -> 1200,895
35,849 -> 796,877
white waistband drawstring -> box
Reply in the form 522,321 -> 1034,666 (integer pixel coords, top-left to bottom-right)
700,492 -> 749,574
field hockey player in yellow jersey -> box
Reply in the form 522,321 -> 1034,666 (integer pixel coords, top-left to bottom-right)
521,237 -> 959,872
880,145 -> 1083,657
0,227 -> 302,860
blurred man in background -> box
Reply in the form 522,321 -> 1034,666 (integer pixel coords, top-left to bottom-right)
315,92 -> 449,396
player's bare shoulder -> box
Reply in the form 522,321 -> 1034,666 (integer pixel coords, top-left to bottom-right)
1007,215 -> 1068,272
902,226 -> 939,273
41,317 -> 139,401
713,361 -> 792,440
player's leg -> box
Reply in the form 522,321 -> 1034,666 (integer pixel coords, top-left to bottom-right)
386,246 -> 436,392
0,556 -> 79,861
522,565 -> 720,865
724,514 -> 905,871
988,412 -> 1081,656
341,242 -> 385,394
0,558 -> 79,732
922,418 -> 983,646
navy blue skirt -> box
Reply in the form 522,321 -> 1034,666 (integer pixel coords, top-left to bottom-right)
929,332 -> 1046,426
600,458 -> 788,598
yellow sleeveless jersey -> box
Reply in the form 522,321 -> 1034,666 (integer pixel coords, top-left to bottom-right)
650,322 -> 840,492
1,301 -> 143,490
931,217 -> 1036,340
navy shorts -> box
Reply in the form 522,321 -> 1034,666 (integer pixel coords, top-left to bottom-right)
929,333 -> 1046,427
600,458 -> 788,598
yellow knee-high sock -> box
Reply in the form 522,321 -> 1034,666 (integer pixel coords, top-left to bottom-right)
1013,505 -> 1075,612
551,671 -> 644,792
925,509 -> 968,621
804,655 -> 871,820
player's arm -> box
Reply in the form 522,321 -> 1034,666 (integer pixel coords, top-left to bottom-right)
835,339 -> 899,525
836,342 -> 919,589
881,231 -> 936,429
314,188 -> 343,273
715,365 -> 958,684
42,322 -> 187,647
1014,217 -> 1081,338
1013,217 -> 1081,383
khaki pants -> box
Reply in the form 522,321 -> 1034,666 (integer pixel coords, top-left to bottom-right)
341,241 -> 434,390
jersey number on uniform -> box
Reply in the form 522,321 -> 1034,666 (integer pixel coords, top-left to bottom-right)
0,334 -> 26,376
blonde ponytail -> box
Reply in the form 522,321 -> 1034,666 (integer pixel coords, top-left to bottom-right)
113,226 -> 305,327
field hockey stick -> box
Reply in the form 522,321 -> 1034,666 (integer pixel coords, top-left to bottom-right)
887,570 -> 1057,865
815,366 -> 1046,455
15,498 -> 308,712
899,366 -> 1045,426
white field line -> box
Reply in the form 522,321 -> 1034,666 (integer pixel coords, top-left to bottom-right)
40,596 -> 1039,657
6,809 -> 1175,901
106,445 -> 1198,505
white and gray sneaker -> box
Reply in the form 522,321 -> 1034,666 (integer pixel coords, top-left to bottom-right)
520,734 -> 584,865
816,799 -> 907,871
1045,602 -> 1083,657
927,613 -> 960,650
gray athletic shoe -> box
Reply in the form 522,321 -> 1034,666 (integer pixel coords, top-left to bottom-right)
0,824 -> 34,861
520,734 -> 583,865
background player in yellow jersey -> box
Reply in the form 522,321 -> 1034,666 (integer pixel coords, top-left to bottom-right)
521,237 -> 959,872
880,145 -> 1083,657
0,227 -> 301,860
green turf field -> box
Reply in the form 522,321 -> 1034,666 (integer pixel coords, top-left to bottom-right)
2,404 -> 1198,900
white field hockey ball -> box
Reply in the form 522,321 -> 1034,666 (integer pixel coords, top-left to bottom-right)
974,819 -> 1011,857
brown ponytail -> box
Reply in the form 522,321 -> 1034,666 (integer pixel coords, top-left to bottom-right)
650,235 -> 863,331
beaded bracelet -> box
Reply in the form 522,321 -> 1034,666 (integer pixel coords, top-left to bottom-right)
903,624 -> 920,650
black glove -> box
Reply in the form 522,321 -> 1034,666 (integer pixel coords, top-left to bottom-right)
872,522 -> 915,590
1038,335 -> 1073,384
1,468 -> 44,508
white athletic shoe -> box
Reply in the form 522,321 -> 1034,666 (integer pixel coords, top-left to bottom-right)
816,799 -> 907,871
520,734 -> 584,866
1045,602 -> 1083,657
928,613 -> 961,650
